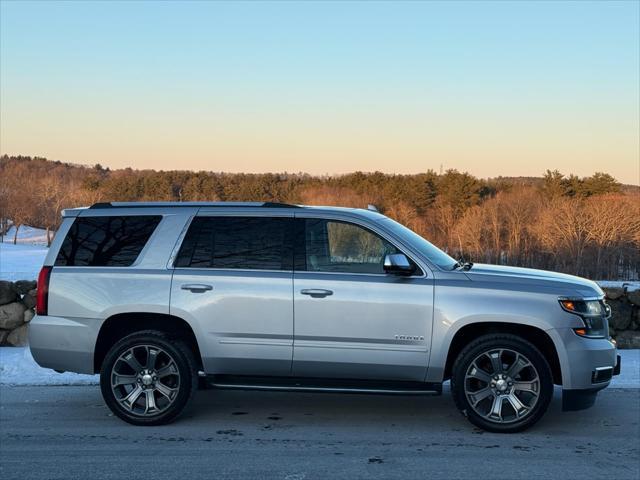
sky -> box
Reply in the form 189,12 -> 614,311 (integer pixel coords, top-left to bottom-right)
1,1 -> 639,184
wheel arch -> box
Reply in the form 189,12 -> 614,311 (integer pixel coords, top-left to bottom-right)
442,322 -> 562,386
94,312 -> 203,374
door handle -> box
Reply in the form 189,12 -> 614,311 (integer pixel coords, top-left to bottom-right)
181,284 -> 213,293
300,289 -> 333,298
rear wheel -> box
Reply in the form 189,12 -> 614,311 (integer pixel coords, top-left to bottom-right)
100,330 -> 198,425
451,334 -> 553,433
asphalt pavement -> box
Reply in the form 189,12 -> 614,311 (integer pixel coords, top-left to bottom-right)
1,385 -> 638,479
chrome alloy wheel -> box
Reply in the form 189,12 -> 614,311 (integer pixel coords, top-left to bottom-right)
464,348 -> 540,424
110,345 -> 180,416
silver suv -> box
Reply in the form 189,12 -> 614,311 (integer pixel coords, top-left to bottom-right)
30,202 -> 620,432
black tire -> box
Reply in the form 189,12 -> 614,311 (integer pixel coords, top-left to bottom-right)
100,330 -> 198,426
451,333 -> 553,433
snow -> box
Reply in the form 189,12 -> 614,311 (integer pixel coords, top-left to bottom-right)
0,346 -> 637,388
596,281 -> 640,289
611,350 -> 640,388
0,347 -> 98,386
3,223 -> 50,246
0,243 -> 48,281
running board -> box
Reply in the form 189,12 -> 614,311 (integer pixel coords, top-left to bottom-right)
206,375 -> 442,396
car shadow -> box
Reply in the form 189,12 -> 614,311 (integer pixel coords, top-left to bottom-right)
171,384 -> 620,437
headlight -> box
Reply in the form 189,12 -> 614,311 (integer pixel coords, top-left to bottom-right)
558,297 -> 609,339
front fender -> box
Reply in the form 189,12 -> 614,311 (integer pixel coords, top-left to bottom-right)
425,282 -> 582,383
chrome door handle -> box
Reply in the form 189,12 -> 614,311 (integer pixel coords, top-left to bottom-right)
300,289 -> 333,298
181,284 -> 213,293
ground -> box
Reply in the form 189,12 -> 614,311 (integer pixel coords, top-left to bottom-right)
0,385 -> 638,480
1,348 -> 639,479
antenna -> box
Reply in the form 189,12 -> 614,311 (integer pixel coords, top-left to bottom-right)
367,204 -> 379,212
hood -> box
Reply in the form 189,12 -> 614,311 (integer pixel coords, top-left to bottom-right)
464,263 -> 603,298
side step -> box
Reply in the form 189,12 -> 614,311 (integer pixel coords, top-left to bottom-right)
206,375 -> 442,396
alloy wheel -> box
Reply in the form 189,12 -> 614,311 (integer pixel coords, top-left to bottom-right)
464,348 -> 540,424
110,344 -> 181,417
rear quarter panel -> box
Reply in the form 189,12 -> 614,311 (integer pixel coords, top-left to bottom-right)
46,208 -> 196,320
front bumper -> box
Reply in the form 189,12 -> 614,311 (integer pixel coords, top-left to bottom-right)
547,327 -> 618,390
561,350 -> 621,412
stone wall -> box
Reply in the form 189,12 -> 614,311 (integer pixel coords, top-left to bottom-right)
600,284 -> 640,349
0,279 -> 638,348
0,280 -> 36,346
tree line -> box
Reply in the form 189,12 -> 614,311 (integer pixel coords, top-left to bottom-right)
1,155 -> 638,280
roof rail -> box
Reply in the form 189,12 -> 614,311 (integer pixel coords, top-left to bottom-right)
89,201 -> 300,209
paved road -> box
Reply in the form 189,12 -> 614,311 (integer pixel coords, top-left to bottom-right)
1,385 -> 638,480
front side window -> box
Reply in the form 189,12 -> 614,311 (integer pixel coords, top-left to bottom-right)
55,215 -> 161,267
379,217 -> 457,270
299,219 -> 416,274
175,216 -> 293,271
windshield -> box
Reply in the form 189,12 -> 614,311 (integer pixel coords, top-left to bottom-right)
379,218 -> 457,270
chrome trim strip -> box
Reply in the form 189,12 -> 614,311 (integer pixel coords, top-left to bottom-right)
592,366 -> 614,384
218,339 -> 293,347
295,342 -> 427,352
174,267 -> 293,274
210,384 -> 440,395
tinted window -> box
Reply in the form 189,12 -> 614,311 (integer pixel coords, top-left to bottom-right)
55,216 -> 161,267
300,219 -> 406,274
175,217 -> 293,270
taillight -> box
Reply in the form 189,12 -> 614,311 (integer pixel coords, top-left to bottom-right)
36,266 -> 52,316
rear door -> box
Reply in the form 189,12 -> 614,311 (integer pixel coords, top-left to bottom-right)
170,212 -> 295,376
292,216 -> 434,381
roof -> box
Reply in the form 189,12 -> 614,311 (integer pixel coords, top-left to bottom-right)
61,201 -> 385,219
89,201 -> 299,209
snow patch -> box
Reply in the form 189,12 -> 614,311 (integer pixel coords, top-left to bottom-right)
596,280 -> 640,289
0,347 -> 98,386
0,243 -> 48,281
3,223 -> 50,246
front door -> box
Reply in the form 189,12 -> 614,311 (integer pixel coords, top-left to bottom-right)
292,217 -> 434,381
170,214 -> 294,376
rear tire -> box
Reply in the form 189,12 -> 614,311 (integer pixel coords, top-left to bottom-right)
451,333 -> 553,433
100,330 -> 198,426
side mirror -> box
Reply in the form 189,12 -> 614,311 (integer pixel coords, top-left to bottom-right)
383,253 -> 415,276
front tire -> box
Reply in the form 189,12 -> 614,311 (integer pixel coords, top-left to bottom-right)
100,330 -> 198,426
451,334 -> 553,433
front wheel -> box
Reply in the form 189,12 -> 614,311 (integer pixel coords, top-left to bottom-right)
451,334 -> 553,433
100,330 -> 198,426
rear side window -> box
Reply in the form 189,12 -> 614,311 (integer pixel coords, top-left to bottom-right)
175,216 -> 293,271
55,216 -> 161,267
